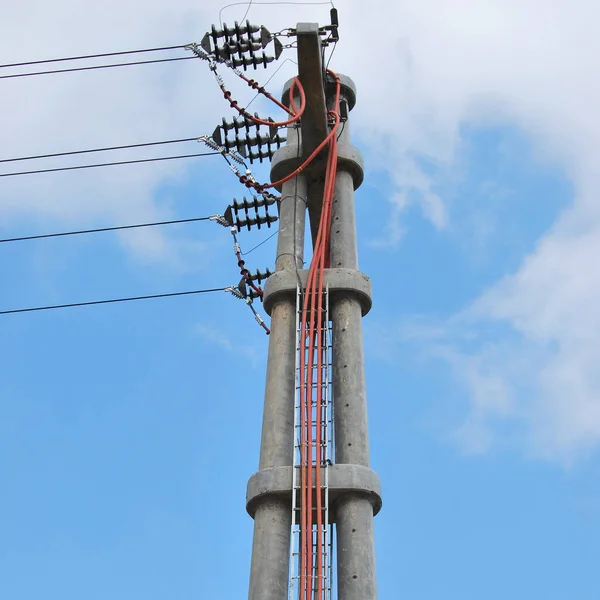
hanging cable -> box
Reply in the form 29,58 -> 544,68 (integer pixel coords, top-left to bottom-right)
0,216 -> 216,245
219,1 -> 335,26
0,287 -> 228,316
0,56 -> 196,80
0,152 -> 220,177
241,228 -> 278,254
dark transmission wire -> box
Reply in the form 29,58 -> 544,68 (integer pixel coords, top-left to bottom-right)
0,216 -> 214,244
0,152 -> 220,177
0,56 -> 196,80
0,288 -> 228,316
0,45 -> 188,70
0,137 -> 202,164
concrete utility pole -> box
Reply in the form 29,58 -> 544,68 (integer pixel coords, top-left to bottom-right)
245,22 -> 382,600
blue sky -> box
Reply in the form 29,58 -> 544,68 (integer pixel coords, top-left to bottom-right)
2,1 -> 600,598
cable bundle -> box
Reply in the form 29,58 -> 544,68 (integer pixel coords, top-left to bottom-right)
298,70 -> 341,600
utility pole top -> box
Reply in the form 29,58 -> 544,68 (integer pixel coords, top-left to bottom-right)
294,23 -> 328,156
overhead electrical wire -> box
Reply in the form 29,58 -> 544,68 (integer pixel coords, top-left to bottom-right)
0,216 -> 213,245
0,152 -> 220,177
0,44 -> 188,70
0,56 -> 196,80
0,287 -> 228,316
0,136 -> 203,165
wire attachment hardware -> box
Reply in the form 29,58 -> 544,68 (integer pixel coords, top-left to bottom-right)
224,285 -> 245,300
209,214 -> 230,227
225,283 -> 271,335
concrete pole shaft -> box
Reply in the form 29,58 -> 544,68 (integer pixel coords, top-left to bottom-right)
248,498 -> 293,600
327,74 -> 379,600
276,169 -> 307,273
335,496 -> 378,600
331,297 -> 370,467
248,132 -> 307,599
257,299 -> 297,470
330,170 -> 358,271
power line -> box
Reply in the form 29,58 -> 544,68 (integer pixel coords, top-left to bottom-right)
0,137 -> 201,164
0,44 -> 188,70
0,287 -> 228,316
0,152 -> 220,177
0,56 -> 196,80
0,216 -> 214,245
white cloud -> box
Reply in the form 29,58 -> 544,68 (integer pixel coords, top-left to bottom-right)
195,322 -> 260,368
5,0 -> 600,460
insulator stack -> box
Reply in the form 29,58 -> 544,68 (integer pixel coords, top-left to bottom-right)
201,21 -> 283,70
224,195 -> 278,232
248,268 -> 273,285
213,119 -> 286,164
236,214 -> 278,231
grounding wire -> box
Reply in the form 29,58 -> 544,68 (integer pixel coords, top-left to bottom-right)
0,56 -> 196,80
219,1 -> 335,27
0,152 -> 220,177
241,0 -> 254,22
0,288 -> 228,316
0,216 -> 213,245
241,228 -> 279,255
0,137 -> 203,165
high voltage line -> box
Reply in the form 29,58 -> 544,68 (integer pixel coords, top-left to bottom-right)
0,44 -> 188,69
0,44 -> 196,80
0,137 -> 203,164
0,216 -> 214,244
0,152 -> 220,177
0,288 -> 228,316
0,56 -> 196,80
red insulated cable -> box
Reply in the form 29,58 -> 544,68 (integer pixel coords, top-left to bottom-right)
299,317 -> 308,600
297,69 -> 342,600
261,110 -> 339,191
236,71 -> 296,116
221,76 -> 306,128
